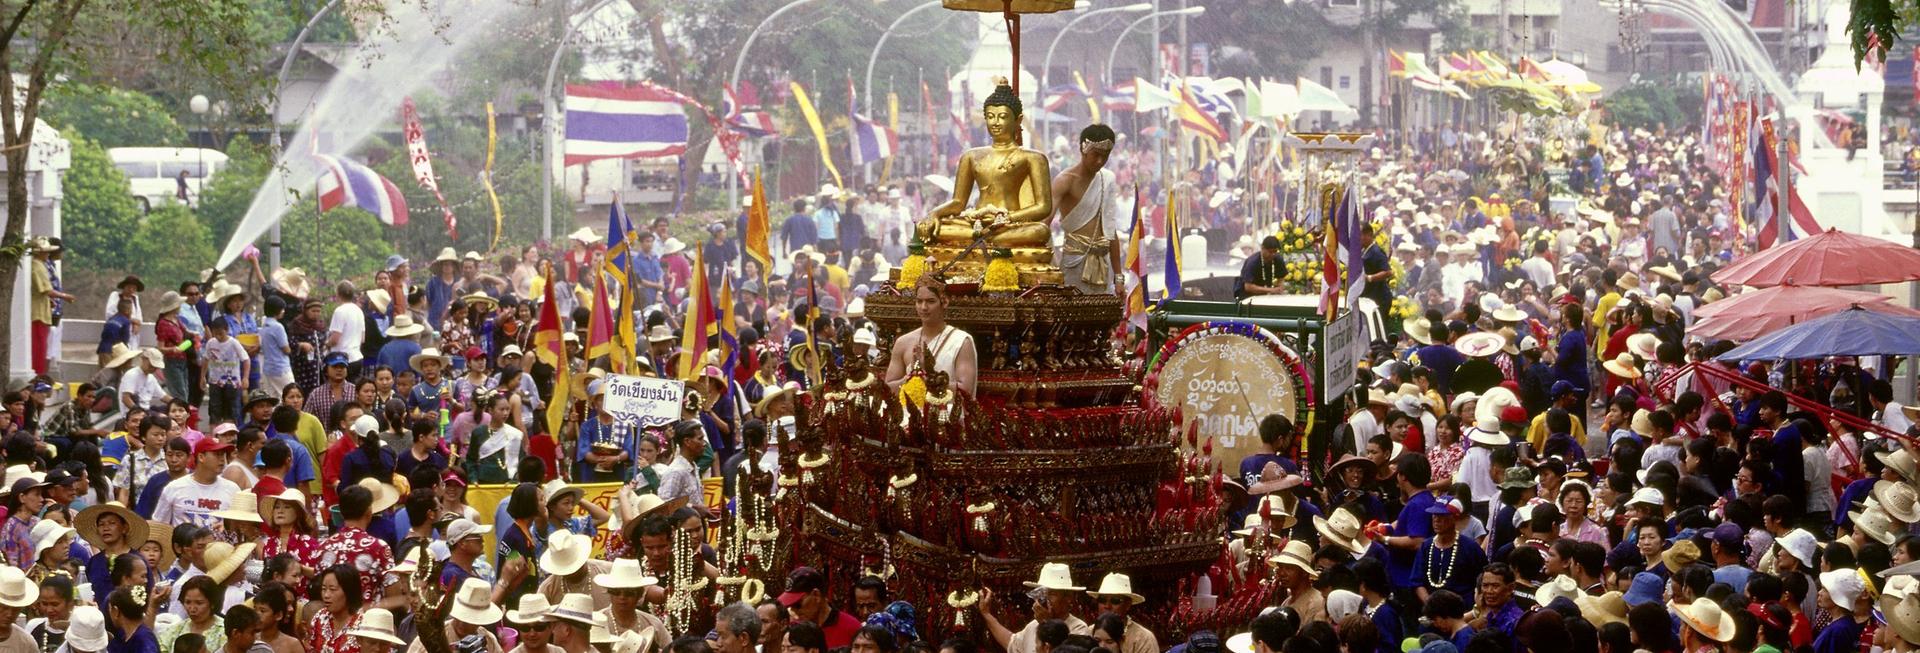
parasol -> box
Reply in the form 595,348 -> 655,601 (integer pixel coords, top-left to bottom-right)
1710,228 -> 1920,287
1716,306 -> 1920,360
1689,285 -> 1920,341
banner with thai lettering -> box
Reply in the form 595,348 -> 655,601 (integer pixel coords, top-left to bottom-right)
401,97 -> 458,238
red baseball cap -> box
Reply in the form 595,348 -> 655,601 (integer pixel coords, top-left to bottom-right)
777,567 -> 825,606
191,438 -> 234,458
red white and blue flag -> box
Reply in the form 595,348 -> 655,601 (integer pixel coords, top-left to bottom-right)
722,83 -> 777,137
563,83 -> 689,166
1103,80 -> 1137,112
315,155 -> 407,226
851,114 -> 898,167
1041,84 -> 1083,112
1753,118 -> 1821,250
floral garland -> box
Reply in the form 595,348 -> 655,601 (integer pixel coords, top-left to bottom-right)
1144,320 -> 1318,436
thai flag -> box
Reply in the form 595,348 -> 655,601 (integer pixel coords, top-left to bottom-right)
1103,81 -> 1136,112
315,155 -> 407,226
1041,84 -> 1082,112
722,84 -> 777,137
563,83 -> 689,166
1753,118 -> 1820,250
851,114 -> 898,167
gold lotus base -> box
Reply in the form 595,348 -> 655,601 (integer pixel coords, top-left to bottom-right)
908,245 -> 1063,286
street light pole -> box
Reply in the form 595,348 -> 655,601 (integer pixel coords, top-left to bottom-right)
1106,7 -> 1205,87
864,1 -> 945,119
541,0 -> 620,243
1039,2 -> 1153,148
727,0 -> 824,213
268,0 -> 344,275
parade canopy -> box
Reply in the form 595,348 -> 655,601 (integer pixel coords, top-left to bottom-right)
1710,228 -> 1920,287
1688,284 -> 1920,341
1716,307 -> 1920,360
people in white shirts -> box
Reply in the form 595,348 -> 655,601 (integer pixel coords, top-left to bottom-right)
327,281 -> 367,368
118,348 -> 170,413
1870,379 -> 1915,436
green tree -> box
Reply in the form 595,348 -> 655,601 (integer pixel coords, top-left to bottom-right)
127,203 -> 218,288
1602,82 -> 1700,131
42,83 -> 186,148
58,129 -> 144,270
197,134 -> 396,282
197,135 -> 274,248
0,1 -> 274,381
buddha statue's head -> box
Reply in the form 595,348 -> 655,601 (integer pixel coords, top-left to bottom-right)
981,78 -> 1022,143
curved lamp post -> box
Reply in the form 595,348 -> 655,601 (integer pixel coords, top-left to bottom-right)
1037,2 -> 1153,147
1105,6 -> 1204,87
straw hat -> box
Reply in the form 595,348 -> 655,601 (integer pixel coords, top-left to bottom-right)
386,314 -> 426,338
154,292 -> 185,316
348,609 -> 407,645
459,291 -> 498,312
449,577 -> 504,625
271,268 -> 312,299
1268,540 -> 1319,578
509,594 -> 555,624
1670,597 -> 1737,643
540,531 -> 592,576
1327,454 -> 1377,482
1455,332 -> 1506,358
356,478 -> 401,515
659,238 -> 687,257
1536,575 -> 1582,607
1406,319 -> 1434,345
365,289 -> 392,313
211,492 -> 264,523
568,227 -> 599,243
1602,353 -> 1642,379
646,325 -> 676,343
1566,590 -> 1627,627
1313,508 -> 1374,556
28,521 -> 73,563
141,522 -> 175,570
1648,264 -> 1682,283
546,593 -> 598,626
1626,333 -> 1661,361
203,541 -> 258,584
1879,450 -> 1918,483
1884,591 -> 1920,646
754,381 -> 800,416
67,606 -> 109,652
1873,480 -> 1920,523
1852,506 -> 1900,545
626,493 -> 688,521
1659,540 -> 1702,574
1021,562 -> 1085,591
593,558 -> 659,590
1256,494 -> 1300,530
1492,307 -> 1527,323
1087,573 -> 1145,605
75,502 -> 146,554
0,566 -> 36,608
614,630 -> 653,653
1467,421 -> 1510,447
207,281 -> 245,305
102,343 -> 142,369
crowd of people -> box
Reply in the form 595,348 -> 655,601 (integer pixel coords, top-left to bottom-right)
0,95 -> 1912,653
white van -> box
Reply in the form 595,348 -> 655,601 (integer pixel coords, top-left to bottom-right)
107,147 -> 229,212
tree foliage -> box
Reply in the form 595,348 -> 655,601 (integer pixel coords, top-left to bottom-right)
1601,82 -> 1701,131
127,203 -> 219,289
59,130 -> 144,271
43,83 -> 187,148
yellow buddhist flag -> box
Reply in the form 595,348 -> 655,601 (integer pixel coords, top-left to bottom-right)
789,81 -> 844,188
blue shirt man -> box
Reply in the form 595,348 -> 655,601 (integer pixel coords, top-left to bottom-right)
631,244 -> 664,307
260,314 -> 292,379
99,311 -> 133,357
813,200 -> 841,244
426,274 -> 457,329
781,205 -> 818,252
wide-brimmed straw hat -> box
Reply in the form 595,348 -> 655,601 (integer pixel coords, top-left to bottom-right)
1454,332 -> 1506,358
1406,319 -> 1434,345
1087,572 -> 1145,605
348,609 -> 407,645
1626,333 -> 1660,361
449,577 -> 504,625
1268,540 -> 1319,578
203,541 -> 257,584
1853,506 -> 1901,545
545,593 -> 598,627
102,344 -> 142,369
1874,480 -> 1920,523
356,478 -> 401,515
1602,353 -> 1642,379
1022,562 -> 1085,591
1576,591 -> 1630,626
75,502 -> 146,554
540,531 -> 592,576
211,492 -> 264,523
594,558 -> 660,590
1313,508 -> 1373,556
1670,597 -> 1737,643
0,566 -> 36,608
386,314 -> 426,338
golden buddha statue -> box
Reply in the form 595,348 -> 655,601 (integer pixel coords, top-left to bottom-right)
918,78 -> 1055,259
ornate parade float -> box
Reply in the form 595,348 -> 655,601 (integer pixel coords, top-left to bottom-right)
745,0 -> 1245,642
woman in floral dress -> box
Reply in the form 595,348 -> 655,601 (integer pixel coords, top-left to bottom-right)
286,300 -> 329,395
258,489 -> 318,569
306,565 -> 365,653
